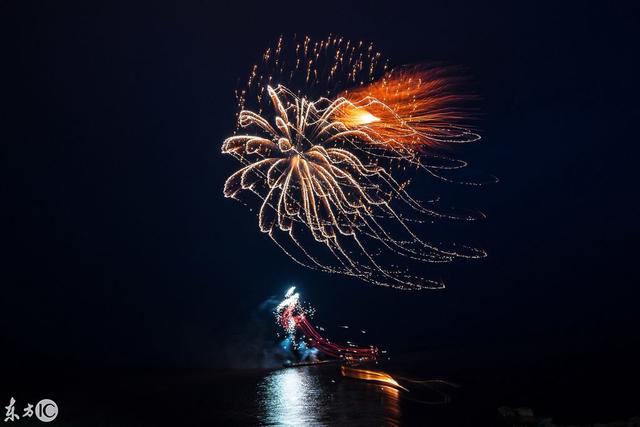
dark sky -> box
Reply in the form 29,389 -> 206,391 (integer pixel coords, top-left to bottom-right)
1,0 -> 638,376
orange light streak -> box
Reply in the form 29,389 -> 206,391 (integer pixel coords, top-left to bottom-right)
341,366 -> 408,391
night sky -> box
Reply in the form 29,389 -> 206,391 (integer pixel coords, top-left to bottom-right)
1,0 -> 639,411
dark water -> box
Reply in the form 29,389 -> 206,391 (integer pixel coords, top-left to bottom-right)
7,364 -> 477,426
5,356 -> 639,426
57,366 -> 435,426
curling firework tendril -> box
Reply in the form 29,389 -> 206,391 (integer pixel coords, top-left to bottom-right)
223,35 -> 490,290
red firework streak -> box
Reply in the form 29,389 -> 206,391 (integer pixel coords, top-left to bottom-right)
276,287 -> 379,362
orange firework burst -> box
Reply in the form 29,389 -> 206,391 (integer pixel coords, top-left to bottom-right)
337,66 -> 481,149
222,36 -> 488,290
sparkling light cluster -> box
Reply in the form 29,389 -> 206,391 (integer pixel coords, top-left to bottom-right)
275,287 -> 378,362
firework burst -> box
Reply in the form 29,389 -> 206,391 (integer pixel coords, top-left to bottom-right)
223,35 -> 488,290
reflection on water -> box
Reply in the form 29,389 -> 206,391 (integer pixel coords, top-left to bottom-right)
257,366 -> 401,426
379,385 -> 402,422
258,367 -> 325,425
